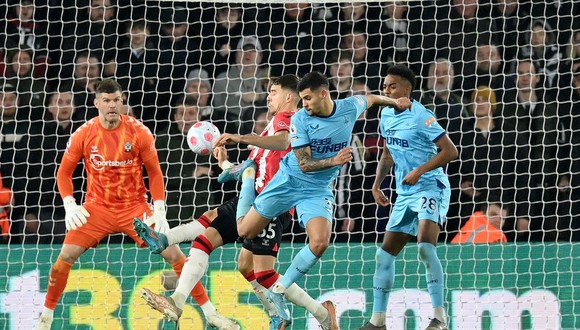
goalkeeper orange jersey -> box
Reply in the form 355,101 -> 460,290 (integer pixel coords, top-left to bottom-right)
60,115 -> 161,210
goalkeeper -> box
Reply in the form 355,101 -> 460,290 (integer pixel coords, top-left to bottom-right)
136,75 -> 338,330
36,79 -> 233,330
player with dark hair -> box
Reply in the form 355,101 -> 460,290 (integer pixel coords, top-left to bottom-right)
36,79 -> 232,330
234,71 -> 412,330
357,65 -> 457,330
136,75 -> 338,330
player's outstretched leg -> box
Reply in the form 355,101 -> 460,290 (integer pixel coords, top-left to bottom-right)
133,218 -> 169,253
266,290 -> 291,321
141,288 -> 182,321
218,159 -> 257,183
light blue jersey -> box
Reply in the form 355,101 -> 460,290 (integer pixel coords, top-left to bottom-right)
380,99 -> 450,196
253,95 -> 367,226
280,95 -> 367,185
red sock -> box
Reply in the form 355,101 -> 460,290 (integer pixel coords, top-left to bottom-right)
197,215 -> 212,228
44,257 -> 73,310
171,256 -> 209,305
192,235 -> 214,255
255,270 -> 279,290
243,270 -> 256,282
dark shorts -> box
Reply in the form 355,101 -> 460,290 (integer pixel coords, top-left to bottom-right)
210,197 -> 291,256
242,211 -> 292,257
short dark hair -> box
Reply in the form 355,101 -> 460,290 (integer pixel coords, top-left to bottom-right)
297,72 -> 329,92
96,79 -> 122,94
271,74 -> 299,94
387,65 -> 416,90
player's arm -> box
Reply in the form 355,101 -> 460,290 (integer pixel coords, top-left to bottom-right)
372,146 -> 394,206
402,134 -> 458,185
293,145 -> 352,173
364,94 -> 412,111
214,131 -> 290,151
57,154 -> 90,230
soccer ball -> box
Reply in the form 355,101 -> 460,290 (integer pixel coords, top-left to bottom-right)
186,121 -> 221,155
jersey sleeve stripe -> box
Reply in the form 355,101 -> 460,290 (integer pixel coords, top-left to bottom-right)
432,132 -> 446,143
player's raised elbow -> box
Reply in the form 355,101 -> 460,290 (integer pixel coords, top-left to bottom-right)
447,143 -> 458,160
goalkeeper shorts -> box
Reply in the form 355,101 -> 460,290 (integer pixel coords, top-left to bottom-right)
63,201 -> 152,248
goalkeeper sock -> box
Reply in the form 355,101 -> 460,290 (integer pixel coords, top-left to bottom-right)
284,283 -> 328,323
44,257 -> 73,310
166,215 -> 211,246
244,271 -> 277,316
171,255 -> 209,306
277,245 -> 319,289
418,242 -> 445,320
371,248 -> 396,326
236,168 -> 256,220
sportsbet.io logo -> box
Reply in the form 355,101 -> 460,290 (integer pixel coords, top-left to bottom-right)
89,153 -> 133,171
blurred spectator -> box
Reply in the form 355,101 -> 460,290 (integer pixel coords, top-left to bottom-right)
503,59 -> 562,240
451,201 -> 508,244
184,68 -> 212,119
56,0 -> 120,80
0,80 -> 40,243
565,30 -> 580,60
155,5 -> 200,115
491,0 -> 531,66
462,43 -> 515,104
379,1 -> 428,77
324,3 -> 382,51
199,5 -> 245,78
519,19 -> 561,91
327,51 -> 357,100
212,36 -> 267,135
71,52 -> 100,119
339,30 -> 382,92
156,96 -> 213,224
0,170 -> 12,243
263,3 -> 326,77
435,0 -> 495,98
252,108 -> 269,135
556,59 -> 580,241
110,20 -> 158,123
26,88 -> 83,243
4,44 -> 45,111
4,0 -> 51,78
419,58 -> 467,144
459,86 -> 529,228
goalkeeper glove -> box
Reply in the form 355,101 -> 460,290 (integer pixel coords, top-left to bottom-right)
63,196 -> 89,230
144,200 -> 170,234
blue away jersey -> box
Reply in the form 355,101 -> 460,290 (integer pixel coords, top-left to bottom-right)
380,99 -> 450,195
280,95 -> 367,185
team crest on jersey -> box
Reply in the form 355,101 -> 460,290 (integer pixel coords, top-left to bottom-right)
124,142 -> 132,152
91,145 -> 98,153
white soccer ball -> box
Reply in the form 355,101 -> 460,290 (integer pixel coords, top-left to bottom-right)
186,121 -> 221,155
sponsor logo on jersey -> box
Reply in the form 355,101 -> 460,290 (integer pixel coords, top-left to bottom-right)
89,153 -> 134,171
384,129 -> 409,148
311,138 -> 347,153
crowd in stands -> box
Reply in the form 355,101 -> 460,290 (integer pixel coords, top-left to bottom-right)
0,0 -> 579,244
